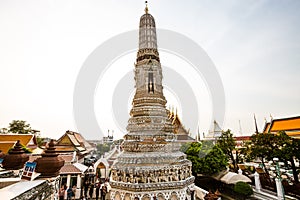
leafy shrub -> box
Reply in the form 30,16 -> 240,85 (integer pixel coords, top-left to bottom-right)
234,181 -> 253,197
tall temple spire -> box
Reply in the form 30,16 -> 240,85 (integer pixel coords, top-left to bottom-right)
110,5 -> 194,198
126,3 -> 173,138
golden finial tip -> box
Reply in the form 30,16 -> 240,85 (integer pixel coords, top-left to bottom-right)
145,1 -> 149,14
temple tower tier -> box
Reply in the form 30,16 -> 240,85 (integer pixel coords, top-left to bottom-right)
110,3 -> 195,200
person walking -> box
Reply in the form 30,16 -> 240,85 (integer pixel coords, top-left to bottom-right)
59,185 -> 65,200
104,179 -> 111,200
72,185 -> 76,200
95,182 -> 100,200
84,181 -> 89,198
89,182 -> 94,199
66,186 -> 73,200
100,183 -> 107,200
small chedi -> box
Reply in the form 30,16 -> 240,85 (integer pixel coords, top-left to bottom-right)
109,4 -> 195,200
2,140 -> 29,170
34,139 -> 65,177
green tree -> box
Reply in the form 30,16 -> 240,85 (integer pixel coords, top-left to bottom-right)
248,132 -> 278,177
96,143 -> 111,156
217,130 -> 239,172
182,141 -> 228,175
248,131 -> 300,183
8,120 -> 33,134
6,120 -> 44,147
272,131 -> 300,183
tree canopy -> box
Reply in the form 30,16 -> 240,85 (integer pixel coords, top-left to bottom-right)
96,143 -> 112,156
7,120 -> 36,134
181,141 -> 228,175
248,131 -> 300,183
217,129 -> 240,172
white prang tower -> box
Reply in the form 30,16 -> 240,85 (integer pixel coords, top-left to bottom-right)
110,4 -> 195,200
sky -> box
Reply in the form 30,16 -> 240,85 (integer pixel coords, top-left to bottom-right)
0,0 -> 299,140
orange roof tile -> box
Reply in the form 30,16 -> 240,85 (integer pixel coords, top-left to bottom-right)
73,132 -> 92,149
270,117 -> 300,132
263,123 -> 271,133
55,146 -> 76,152
285,131 -> 300,136
0,142 -> 15,153
68,134 -> 81,146
0,134 -> 34,146
56,131 -> 93,154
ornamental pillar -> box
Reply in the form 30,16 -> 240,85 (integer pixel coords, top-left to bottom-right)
254,172 -> 261,191
77,174 -> 81,188
67,174 -> 71,188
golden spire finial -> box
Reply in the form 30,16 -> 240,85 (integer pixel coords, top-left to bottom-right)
145,1 -> 149,14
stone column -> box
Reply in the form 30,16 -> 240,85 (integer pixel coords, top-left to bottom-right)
77,174 -> 81,188
254,172 -> 261,191
275,177 -> 284,200
67,174 -> 71,188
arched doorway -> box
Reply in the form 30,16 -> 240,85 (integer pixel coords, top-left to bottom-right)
157,193 -> 165,200
170,192 -> 178,200
142,194 -> 151,200
115,192 -> 121,200
124,194 -> 131,200
96,162 -> 106,181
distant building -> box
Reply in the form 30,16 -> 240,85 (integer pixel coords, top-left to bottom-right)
168,108 -> 195,143
263,115 -> 300,138
234,136 -> 251,148
203,120 -> 223,141
101,130 -> 114,144
55,130 -> 94,159
102,136 -> 113,144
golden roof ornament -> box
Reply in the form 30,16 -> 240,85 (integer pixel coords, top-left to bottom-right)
145,1 -> 149,14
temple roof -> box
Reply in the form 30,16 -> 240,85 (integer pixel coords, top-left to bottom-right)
0,134 -> 37,153
60,164 -> 82,174
0,142 -> 15,154
55,130 -> 93,155
168,108 -> 190,136
60,162 -> 88,174
204,120 -> 222,140
263,116 -> 300,138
